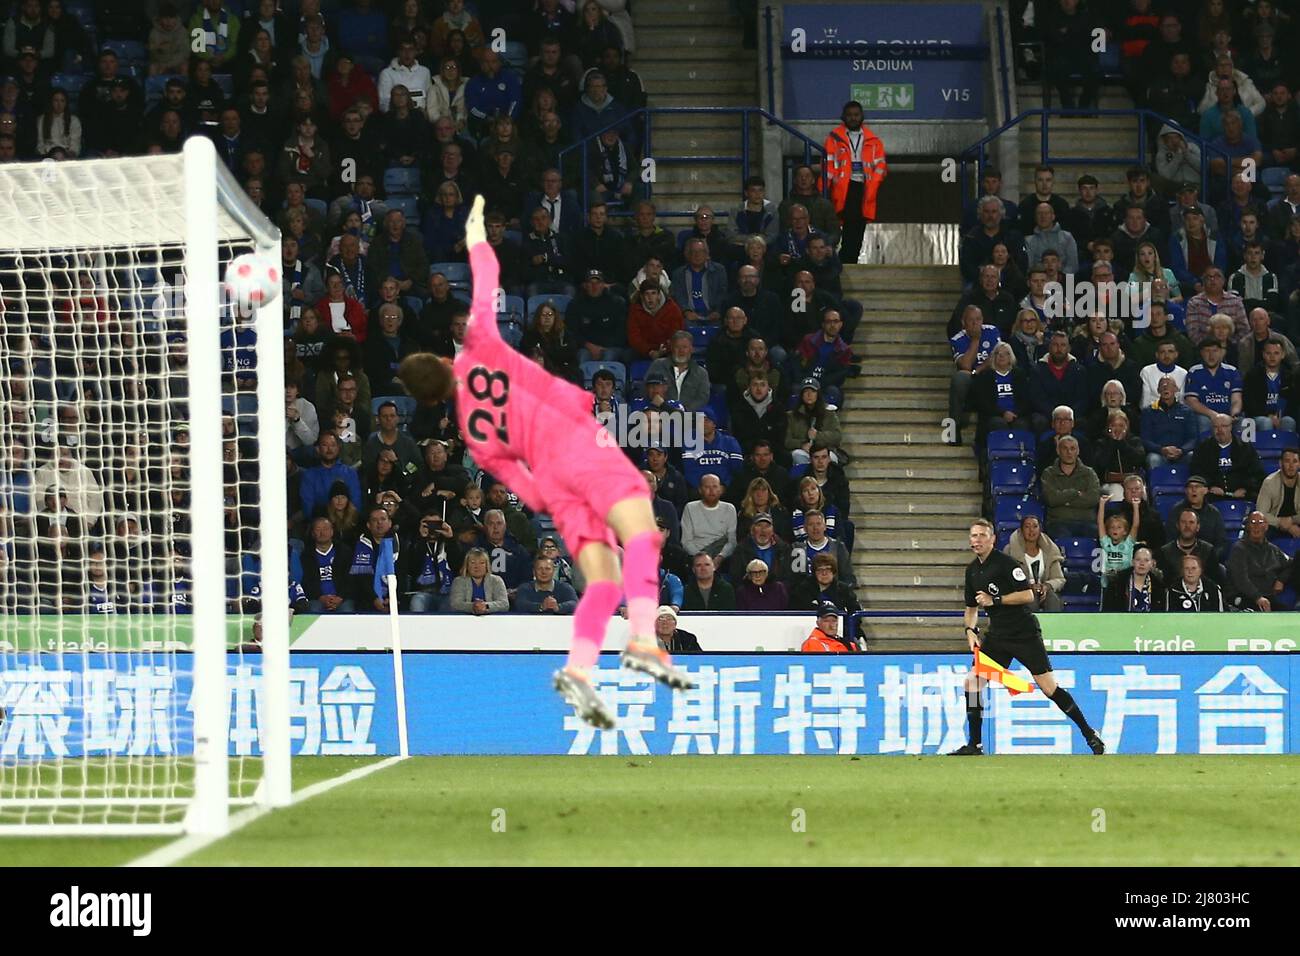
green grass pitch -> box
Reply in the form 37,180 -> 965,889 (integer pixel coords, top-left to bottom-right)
2,755 -> 1297,866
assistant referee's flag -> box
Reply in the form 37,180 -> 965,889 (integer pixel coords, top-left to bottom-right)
973,650 -> 1036,695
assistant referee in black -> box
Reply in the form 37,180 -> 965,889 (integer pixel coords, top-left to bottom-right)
949,519 -> 1105,755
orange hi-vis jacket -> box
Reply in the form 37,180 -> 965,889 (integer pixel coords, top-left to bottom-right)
801,627 -> 856,653
819,123 -> 887,222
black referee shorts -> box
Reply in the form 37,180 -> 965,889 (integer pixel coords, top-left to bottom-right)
979,623 -> 1053,676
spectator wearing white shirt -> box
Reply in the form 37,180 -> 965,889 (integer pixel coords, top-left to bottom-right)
36,89 -> 81,158
1139,340 -> 1188,407
427,58 -> 469,131
29,444 -> 104,526
378,37 -> 433,113
285,382 -> 320,454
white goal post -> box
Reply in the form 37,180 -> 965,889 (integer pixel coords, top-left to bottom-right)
0,137 -> 290,836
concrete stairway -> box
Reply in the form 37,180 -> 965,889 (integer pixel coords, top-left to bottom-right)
839,264 -> 982,649
1016,86 -> 1141,201
630,0 -> 759,217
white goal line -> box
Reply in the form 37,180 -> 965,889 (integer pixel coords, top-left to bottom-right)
123,756 -> 408,868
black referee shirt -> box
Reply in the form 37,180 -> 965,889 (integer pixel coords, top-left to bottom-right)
965,550 -> 1036,634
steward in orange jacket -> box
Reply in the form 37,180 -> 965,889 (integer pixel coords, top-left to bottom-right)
818,101 -> 886,264
800,604 -> 858,652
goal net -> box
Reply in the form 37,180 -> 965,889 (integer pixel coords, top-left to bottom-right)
0,138 -> 290,835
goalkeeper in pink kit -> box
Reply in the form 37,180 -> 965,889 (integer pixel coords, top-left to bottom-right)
398,196 -> 693,728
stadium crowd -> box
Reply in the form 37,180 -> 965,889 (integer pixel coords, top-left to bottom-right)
961,0 -> 1300,612
0,0 -> 878,640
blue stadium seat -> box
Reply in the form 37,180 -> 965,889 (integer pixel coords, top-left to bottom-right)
1061,592 -> 1100,612
1154,493 -> 1183,522
993,495 -> 1044,535
451,289 -> 471,306
1149,464 -> 1189,496
384,166 -> 421,196
532,512 -> 559,538
64,0 -> 96,30
1275,536 -> 1300,558
988,460 -> 1034,496
706,386 -> 729,429
497,313 -> 524,348
501,40 -> 529,73
689,324 -> 718,351
51,73 -> 88,102
371,395 -> 417,429
499,295 -> 526,328
628,359 -> 652,385
212,74 -> 234,98
581,361 -> 626,392
504,229 -> 523,245
144,74 -> 174,107
386,194 -> 419,224
403,295 -> 423,316
304,197 -> 328,219
527,293 -> 571,316
1262,167 -> 1291,193
337,8 -> 389,61
431,261 -> 470,291
1166,300 -> 1186,330
1061,537 -> 1099,571
1254,429 -> 1297,462
1213,498 -> 1252,532
986,429 -> 1035,462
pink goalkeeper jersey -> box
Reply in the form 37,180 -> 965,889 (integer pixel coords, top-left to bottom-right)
453,243 -> 595,508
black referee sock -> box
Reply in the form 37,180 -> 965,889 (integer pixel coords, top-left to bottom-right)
965,690 -> 983,747
1048,687 -> 1094,737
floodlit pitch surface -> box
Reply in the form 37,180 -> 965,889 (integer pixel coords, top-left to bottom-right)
2,756 -> 1296,866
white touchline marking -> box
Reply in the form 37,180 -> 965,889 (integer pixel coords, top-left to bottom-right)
123,756 -> 408,868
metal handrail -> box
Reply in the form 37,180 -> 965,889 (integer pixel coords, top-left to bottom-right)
764,4 -> 776,116
993,4 -> 1012,126
958,108 -> 1233,215
557,106 -> 829,218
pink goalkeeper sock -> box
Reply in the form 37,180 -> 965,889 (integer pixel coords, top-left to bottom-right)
622,531 -> 661,639
568,580 -> 623,671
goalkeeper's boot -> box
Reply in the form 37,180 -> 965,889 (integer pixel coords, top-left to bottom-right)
946,743 -> 984,756
1086,732 -> 1106,755
621,640 -> 696,690
553,667 -> 615,730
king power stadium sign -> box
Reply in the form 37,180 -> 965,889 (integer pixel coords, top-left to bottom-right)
782,3 -> 985,120
1039,614 -> 1298,652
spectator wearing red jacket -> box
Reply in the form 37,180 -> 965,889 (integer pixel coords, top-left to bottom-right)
327,52 -> 379,122
627,282 -> 684,360
315,271 -> 369,343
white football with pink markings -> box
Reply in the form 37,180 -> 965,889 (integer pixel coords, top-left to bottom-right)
224,252 -> 282,315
